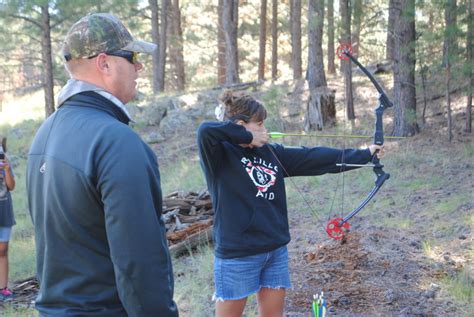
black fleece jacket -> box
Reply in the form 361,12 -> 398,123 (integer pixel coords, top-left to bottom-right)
27,92 -> 178,317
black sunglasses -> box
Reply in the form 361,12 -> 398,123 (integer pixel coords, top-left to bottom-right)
85,50 -> 139,64
105,50 -> 139,64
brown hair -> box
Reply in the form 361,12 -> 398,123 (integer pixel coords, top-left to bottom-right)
220,90 -> 267,123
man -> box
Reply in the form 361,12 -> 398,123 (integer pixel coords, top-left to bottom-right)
27,13 -> 178,316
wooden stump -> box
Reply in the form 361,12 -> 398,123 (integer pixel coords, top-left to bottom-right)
304,87 -> 336,131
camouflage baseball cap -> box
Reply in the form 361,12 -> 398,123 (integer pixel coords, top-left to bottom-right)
62,13 -> 156,61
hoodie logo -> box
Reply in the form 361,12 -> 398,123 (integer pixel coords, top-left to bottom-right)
40,163 -> 46,174
241,157 -> 277,200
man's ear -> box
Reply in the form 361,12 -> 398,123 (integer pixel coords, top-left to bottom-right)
96,53 -> 110,74
235,119 -> 245,126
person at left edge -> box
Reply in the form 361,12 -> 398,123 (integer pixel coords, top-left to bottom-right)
27,13 -> 178,317
0,151 -> 15,301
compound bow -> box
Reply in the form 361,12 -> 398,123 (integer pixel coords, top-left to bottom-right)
325,44 -> 394,240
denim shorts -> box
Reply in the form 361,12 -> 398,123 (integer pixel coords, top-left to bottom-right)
213,245 -> 291,301
0,226 -> 12,242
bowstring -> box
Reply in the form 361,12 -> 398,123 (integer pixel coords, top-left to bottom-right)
266,145 -> 329,235
266,51 -> 356,237
326,54 -> 350,226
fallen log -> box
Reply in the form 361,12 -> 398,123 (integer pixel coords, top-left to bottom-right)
167,219 -> 213,243
161,190 -> 214,254
169,226 -> 213,257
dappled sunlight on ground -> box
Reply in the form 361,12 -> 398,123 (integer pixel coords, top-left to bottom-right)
0,90 -> 46,125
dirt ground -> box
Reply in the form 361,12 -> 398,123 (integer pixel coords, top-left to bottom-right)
285,222 -> 468,316
282,105 -> 473,315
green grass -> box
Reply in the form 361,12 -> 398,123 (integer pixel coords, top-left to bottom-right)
377,217 -> 413,230
9,236 -> 36,282
421,240 -> 435,258
462,142 -> 474,157
173,245 -> 215,316
173,245 -> 258,316
159,156 -> 206,194
432,193 -> 470,215
442,268 -> 473,304
0,306 -> 37,317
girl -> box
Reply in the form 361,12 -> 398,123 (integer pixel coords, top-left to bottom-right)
197,91 -> 384,317
0,151 -> 15,301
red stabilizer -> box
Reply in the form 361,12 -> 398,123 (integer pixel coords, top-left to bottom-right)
336,43 -> 353,61
326,218 -> 350,240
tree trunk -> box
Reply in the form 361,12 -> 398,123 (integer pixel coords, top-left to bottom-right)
466,0 -> 473,132
271,0 -> 278,81
149,0 -> 160,93
386,0 -> 396,61
392,0 -> 418,136
444,0 -> 457,141
421,66 -> 428,125
306,0 -> 333,130
232,2 -> 239,77
351,0 -> 362,58
217,0 -> 226,85
157,0 -> 168,92
327,0 -> 336,74
40,3 -> 54,117
258,0 -> 267,81
446,53 -> 453,141
307,0 -> 327,90
223,0 -> 239,85
340,0 -> 354,120
443,0 -> 457,67
338,0 -> 345,72
304,87 -> 336,131
169,0 -> 185,91
290,0 -> 302,79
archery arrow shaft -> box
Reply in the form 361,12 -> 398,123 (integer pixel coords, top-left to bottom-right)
269,132 -> 404,140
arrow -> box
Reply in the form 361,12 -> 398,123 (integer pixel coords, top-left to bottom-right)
269,131 -> 405,140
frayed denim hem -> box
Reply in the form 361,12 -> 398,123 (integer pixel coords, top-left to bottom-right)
260,285 -> 290,290
212,288 -> 260,302
213,285 -> 290,302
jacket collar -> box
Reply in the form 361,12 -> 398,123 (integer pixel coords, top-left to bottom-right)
57,79 -> 133,122
62,91 -> 131,125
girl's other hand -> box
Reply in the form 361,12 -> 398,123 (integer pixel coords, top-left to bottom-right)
368,144 -> 385,158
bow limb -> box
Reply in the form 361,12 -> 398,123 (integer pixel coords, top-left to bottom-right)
338,166 -> 390,227
342,50 -> 393,110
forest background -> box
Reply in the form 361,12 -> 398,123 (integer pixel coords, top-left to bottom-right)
0,0 -> 472,316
